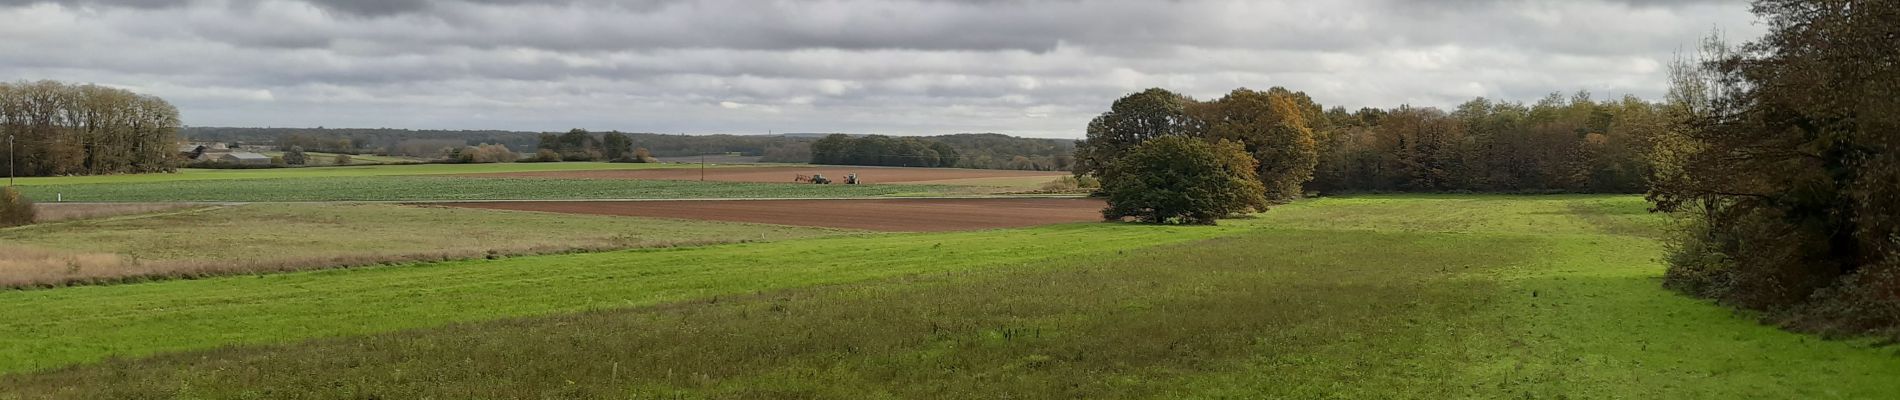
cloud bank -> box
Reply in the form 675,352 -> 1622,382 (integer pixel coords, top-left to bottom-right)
1,0 -> 1762,137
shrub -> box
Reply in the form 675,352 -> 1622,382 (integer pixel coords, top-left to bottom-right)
561,149 -> 604,162
614,147 -> 661,163
1,186 -> 35,227
520,149 -> 563,163
1039,175 -> 1102,193
333,154 -> 353,165
1100,136 -> 1266,224
1075,174 -> 1100,188
283,146 -> 308,165
451,144 -> 519,164
1661,212 -> 1735,297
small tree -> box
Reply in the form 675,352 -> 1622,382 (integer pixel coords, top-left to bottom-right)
602,132 -> 633,161
283,146 -> 307,166
1100,136 -> 1266,224
0,186 -> 36,227
632,147 -> 658,163
333,154 -> 352,165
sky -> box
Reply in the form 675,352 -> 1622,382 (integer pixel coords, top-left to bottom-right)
0,0 -> 1764,138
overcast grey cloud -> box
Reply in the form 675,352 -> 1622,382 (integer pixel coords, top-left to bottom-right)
0,0 -> 1763,137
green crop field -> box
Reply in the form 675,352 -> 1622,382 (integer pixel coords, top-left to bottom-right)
0,203 -> 850,288
5,162 -> 703,186
11,176 -> 958,202
3,195 -> 1896,398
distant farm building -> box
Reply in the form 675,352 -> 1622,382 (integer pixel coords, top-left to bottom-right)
178,144 -> 207,160
178,142 -> 234,161
218,152 -> 272,166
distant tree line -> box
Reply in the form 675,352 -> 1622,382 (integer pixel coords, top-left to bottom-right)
522,129 -> 658,163
185,127 -> 533,156
809,134 -> 962,168
1311,92 -> 1665,194
759,141 -> 811,163
185,127 -> 808,159
1076,86 -> 1673,200
798,133 -> 1079,170
0,81 -> 181,177
181,127 -> 1077,170
930,133 -> 1076,171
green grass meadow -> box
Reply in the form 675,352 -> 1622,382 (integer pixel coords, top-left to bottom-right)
2,195 -> 1896,398
0,220 -> 1244,374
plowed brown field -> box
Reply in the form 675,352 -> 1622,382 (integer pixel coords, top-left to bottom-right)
458,166 -> 1065,184
446,198 -> 1106,232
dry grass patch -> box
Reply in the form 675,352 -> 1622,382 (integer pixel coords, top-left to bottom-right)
29,203 -> 203,223
0,245 -> 130,287
0,203 -> 849,288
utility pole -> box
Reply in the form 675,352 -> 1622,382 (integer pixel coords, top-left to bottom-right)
700,153 -> 706,182
7,134 -> 14,187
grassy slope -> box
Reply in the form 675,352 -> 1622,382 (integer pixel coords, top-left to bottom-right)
11,176 -> 956,202
4,196 -> 1898,398
6,162 -> 694,186
0,203 -> 847,287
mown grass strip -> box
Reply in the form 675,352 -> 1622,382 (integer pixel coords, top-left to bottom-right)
0,221 -> 1246,374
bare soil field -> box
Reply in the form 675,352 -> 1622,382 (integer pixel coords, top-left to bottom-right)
445,198 -> 1107,232
458,166 -> 1067,185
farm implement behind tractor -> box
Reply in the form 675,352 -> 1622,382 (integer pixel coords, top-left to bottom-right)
794,173 -> 859,185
